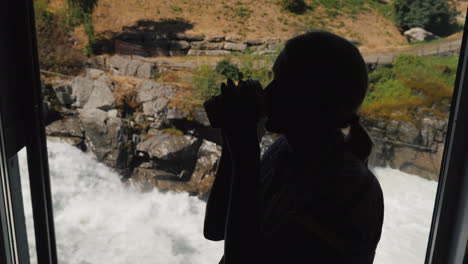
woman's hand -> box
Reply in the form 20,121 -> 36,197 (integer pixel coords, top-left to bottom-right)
204,78 -> 264,131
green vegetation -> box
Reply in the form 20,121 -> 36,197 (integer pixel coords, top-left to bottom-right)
66,0 -> 99,55
369,0 -> 396,22
193,65 -> 224,100
193,51 -> 279,100
361,54 -> 457,120
34,0 -> 85,74
238,53 -> 275,87
215,59 -> 243,81
279,0 -> 307,14
394,0 -> 459,36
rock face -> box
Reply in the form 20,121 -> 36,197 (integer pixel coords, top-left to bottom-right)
46,116 -> 85,148
109,55 -> 157,78
404,27 -> 439,43
363,116 -> 448,181
78,108 -> 133,170
136,130 -> 197,161
44,63 -> 450,198
70,76 -> 116,110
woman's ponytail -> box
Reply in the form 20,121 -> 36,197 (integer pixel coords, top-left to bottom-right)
345,114 -> 373,164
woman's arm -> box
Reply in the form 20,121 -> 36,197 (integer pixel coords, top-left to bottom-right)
203,132 -> 231,241
223,125 -> 261,264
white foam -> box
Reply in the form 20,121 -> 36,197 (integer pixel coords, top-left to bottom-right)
18,142 -> 438,264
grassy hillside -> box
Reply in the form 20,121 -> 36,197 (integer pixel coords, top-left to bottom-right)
45,0 -> 410,51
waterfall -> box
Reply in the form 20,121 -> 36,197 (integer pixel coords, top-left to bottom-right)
18,141 -> 436,264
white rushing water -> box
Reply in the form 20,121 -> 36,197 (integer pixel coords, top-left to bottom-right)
18,141 -> 437,264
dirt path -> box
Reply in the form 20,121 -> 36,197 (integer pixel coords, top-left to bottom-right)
362,38 -> 462,65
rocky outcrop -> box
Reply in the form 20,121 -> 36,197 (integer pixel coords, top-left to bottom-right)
43,63 -> 449,199
404,27 -> 439,43
363,117 -> 447,181
78,108 -> 134,170
46,116 -> 85,149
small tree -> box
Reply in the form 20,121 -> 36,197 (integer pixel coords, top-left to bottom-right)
215,60 -> 243,81
394,0 -> 459,35
279,0 -> 307,14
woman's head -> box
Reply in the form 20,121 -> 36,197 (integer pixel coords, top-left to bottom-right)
264,31 -> 368,134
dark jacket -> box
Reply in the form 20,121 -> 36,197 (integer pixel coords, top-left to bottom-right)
255,135 -> 384,263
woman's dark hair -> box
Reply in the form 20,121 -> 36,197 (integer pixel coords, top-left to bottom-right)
274,31 -> 373,162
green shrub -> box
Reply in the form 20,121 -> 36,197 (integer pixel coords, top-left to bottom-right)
215,60 -> 243,81
364,79 -> 414,106
193,65 -> 224,100
394,0 -> 459,35
66,0 -> 99,55
34,0 -> 86,75
361,54 -> 457,120
279,0 -> 307,14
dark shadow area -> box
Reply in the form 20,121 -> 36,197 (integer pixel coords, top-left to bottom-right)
92,18 -> 194,55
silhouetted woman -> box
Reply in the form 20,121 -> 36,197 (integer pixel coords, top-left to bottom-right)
203,31 -> 384,264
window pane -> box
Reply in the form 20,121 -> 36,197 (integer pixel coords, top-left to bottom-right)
33,0 -> 465,263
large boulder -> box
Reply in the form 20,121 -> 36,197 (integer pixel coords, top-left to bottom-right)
404,27 -> 439,43
109,55 -> 157,79
155,139 -> 221,197
83,80 -> 115,110
390,145 -> 442,181
46,116 -> 85,148
136,130 -> 197,160
70,76 -> 116,110
136,80 -> 175,117
78,108 -> 133,169
71,76 -> 95,108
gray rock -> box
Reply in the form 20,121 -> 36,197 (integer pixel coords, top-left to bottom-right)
206,36 -> 225,42
191,107 -> 210,127
142,97 -> 169,116
190,41 -> 224,50
404,27 -> 439,43
126,60 -> 141,76
174,33 -> 204,41
71,76 -> 95,108
187,50 -> 231,56
136,62 -> 157,79
398,122 -> 420,145
137,80 -> 175,103
97,74 -> 113,85
83,80 -> 115,110
109,55 -> 130,74
421,118 -> 436,147
136,130 -> 197,160
246,39 -> 265,46
166,107 -> 185,120
225,36 -> 243,43
390,146 -> 440,180
46,117 -> 83,138
53,81 -> 74,106
85,68 -> 105,79
169,40 -> 191,50
79,108 -> 132,169
224,42 -> 247,51
107,109 -> 119,118
386,120 -> 400,135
